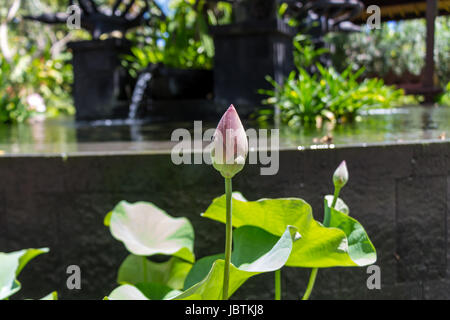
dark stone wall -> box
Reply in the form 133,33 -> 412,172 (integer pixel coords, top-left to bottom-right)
212,19 -> 295,117
0,141 -> 449,300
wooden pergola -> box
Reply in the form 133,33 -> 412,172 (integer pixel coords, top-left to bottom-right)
355,0 -> 450,102
356,0 -> 449,22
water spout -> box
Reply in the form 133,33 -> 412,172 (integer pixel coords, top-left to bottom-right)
128,71 -> 152,120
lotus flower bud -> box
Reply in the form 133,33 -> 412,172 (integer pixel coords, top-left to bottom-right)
333,160 -> 348,189
211,105 -> 248,178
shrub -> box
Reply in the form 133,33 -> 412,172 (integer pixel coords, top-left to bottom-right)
259,64 -> 408,127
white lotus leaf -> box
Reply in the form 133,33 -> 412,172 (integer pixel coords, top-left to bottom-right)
0,248 -> 49,300
108,201 -> 195,262
107,285 -> 149,300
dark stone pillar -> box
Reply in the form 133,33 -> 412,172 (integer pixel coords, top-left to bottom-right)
423,0 -> 438,103
68,39 -> 133,121
211,0 -> 295,117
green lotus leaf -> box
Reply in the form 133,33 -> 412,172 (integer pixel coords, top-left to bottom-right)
104,210 -> 113,226
183,253 -> 223,290
324,195 -> 349,215
173,225 -> 298,300
107,284 -> 149,300
107,283 -> 181,300
0,248 -> 49,300
117,254 -> 192,290
40,291 -> 58,300
135,282 -> 182,300
324,196 -> 376,266
202,192 -> 375,267
107,201 -> 195,263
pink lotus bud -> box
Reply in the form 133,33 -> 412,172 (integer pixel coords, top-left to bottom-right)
333,160 -> 348,189
211,105 -> 248,178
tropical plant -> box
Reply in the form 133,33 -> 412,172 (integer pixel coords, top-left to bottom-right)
123,0 -> 232,76
267,17 -> 450,124
0,48 -> 74,123
0,56 -> 29,123
0,0 -> 75,123
259,63 -> 409,127
104,107 -> 376,300
293,34 -> 329,70
0,247 -> 57,300
259,36 -> 415,127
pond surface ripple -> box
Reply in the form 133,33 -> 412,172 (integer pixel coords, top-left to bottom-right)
0,105 -> 448,156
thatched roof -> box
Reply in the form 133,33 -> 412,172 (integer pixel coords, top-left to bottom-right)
355,0 -> 450,22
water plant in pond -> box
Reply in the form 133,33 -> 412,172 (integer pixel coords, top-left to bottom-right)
104,106 -> 376,300
258,38 -> 411,127
259,64 -> 408,127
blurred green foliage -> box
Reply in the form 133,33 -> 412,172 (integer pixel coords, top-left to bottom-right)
1,1 -> 448,124
293,34 -> 329,71
259,39 -> 415,127
0,49 -> 73,123
260,66 -> 410,127
439,82 -> 450,106
123,0 -> 232,77
327,17 -> 450,88
0,0 -> 75,123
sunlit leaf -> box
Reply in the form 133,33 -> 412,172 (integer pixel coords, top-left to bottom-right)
324,195 -> 349,215
202,193 -> 375,267
117,255 -> 192,290
0,248 -> 49,300
40,291 -> 58,300
107,225 -> 298,300
107,201 -> 195,263
324,196 -> 376,266
174,225 -> 298,300
136,282 -> 182,300
107,283 -> 181,300
183,254 -> 223,290
107,284 -> 149,300
16,248 -> 49,276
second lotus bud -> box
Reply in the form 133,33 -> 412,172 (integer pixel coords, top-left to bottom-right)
333,160 -> 348,189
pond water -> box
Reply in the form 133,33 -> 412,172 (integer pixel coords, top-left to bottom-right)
0,105 -> 448,156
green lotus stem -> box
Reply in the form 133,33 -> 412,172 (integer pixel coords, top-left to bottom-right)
330,186 -> 341,209
275,269 -> 281,300
222,177 -> 233,300
302,267 -> 318,300
302,187 -> 340,300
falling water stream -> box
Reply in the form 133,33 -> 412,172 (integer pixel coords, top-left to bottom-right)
128,71 -> 153,120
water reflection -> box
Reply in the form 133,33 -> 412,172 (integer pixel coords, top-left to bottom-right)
0,118 -> 77,154
0,105 -> 448,155
279,105 -> 449,148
